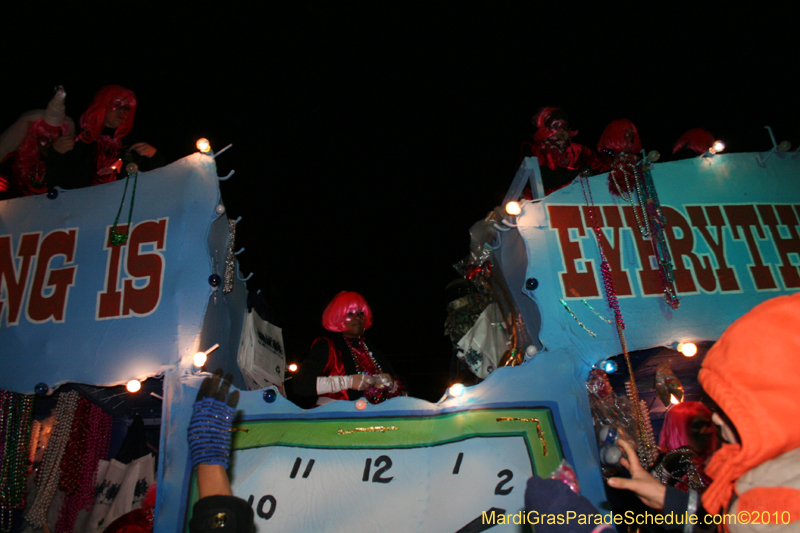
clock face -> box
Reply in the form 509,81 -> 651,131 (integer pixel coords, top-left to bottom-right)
187,407 -> 564,532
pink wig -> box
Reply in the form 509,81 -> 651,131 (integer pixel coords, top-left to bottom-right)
532,107 -> 577,142
672,128 -> 714,155
659,401 -> 717,460
78,85 -> 137,143
597,119 -> 642,156
322,291 -> 373,333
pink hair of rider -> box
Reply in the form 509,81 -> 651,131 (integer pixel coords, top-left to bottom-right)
78,85 -> 137,143
597,119 -> 642,156
672,128 -> 714,155
322,291 -> 374,333
659,401 -> 717,461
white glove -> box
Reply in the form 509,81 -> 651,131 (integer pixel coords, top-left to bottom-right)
316,375 -> 353,395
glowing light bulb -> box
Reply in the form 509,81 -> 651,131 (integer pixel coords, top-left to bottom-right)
670,394 -> 681,405
126,380 -> 141,393
505,201 -> 521,216
193,351 -> 207,367
288,363 -> 298,372
678,342 -> 697,357
600,359 -> 618,373
196,138 -> 211,153
712,140 -> 725,153
449,383 -> 465,397
646,150 -> 661,163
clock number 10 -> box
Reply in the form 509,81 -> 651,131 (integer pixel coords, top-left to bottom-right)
362,455 -> 394,483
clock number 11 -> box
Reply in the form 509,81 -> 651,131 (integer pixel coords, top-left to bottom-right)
362,455 -> 394,483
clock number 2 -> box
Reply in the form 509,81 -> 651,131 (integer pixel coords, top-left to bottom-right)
495,469 -> 513,495
362,455 -> 394,483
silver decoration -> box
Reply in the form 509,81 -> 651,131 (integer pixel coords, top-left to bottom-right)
223,218 -> 236,294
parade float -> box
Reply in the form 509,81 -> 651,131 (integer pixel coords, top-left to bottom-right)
1,134 -> 799,531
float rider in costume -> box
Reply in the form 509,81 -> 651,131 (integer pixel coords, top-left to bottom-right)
46,85 -> 164,190
521,107 -> 607,196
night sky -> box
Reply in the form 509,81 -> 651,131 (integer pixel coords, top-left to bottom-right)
4,6 -> 797,401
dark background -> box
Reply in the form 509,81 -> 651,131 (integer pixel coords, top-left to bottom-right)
4,5 -> 797,401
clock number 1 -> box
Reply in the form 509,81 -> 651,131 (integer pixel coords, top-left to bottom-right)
362,455 -> 394,483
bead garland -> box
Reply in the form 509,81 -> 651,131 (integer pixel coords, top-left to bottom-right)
580,177 -> 625,331
0,389 -> 35,533
608,153 -> 647,238
580,175 -> 658,468
26,391 -> 79,530
55,400 -> 112,533
223,218 -> 236,294
607,153 -> 680,309
559,299 -> 597,337
582,299 -> 612,324
343,335 -> 404,404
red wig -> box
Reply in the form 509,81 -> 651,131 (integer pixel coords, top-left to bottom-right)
597,119 -> 642,156
78,85 -> 137,143
322,291 -> 373,333
659,401 -> 717,460
672,128 -> 714,155
14,119 -> 68,195
532,107 -> 577,142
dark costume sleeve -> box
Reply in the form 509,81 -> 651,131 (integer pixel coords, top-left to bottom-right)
45,129 -> 165,190
45,142 -> 91,189
662,486 -> 714,532
122,131 -> 166,172
292,339 -> 336,398
189,495 -> 255,533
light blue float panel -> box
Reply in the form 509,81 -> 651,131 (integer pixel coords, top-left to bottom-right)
0,153 -> 246,391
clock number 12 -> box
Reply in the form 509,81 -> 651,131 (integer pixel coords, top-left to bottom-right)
362,455 -> 394,483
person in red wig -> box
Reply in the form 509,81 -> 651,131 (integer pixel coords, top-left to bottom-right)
293,291 -> 403,406
0,86 -> 74,197
650,401 -> 716,493
672,128 -> 716,160
520,107 -> 607,196
596,118 -> 644,197
46,85 -> 163,189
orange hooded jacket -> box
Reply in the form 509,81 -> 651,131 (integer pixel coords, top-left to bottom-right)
699,293 -> 800,527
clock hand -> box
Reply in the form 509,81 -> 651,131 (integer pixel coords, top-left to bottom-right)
455,507 -> 506,533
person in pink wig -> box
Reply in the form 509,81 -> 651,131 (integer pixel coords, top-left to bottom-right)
293,291 -> 403,406
650,401 -> 717,493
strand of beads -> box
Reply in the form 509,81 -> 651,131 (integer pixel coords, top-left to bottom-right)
0,391 -> 35,533
582,299 -> 612,324
344,336 -> 403,404
581,175 -> 656,463
55,397 -> 91,532
78,405 -> 111,512
54,402 -> 111,533
559,299 -> 597,337
25,391 -> 79,530
637,164 -> 680,309
580,176 -> 625,331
